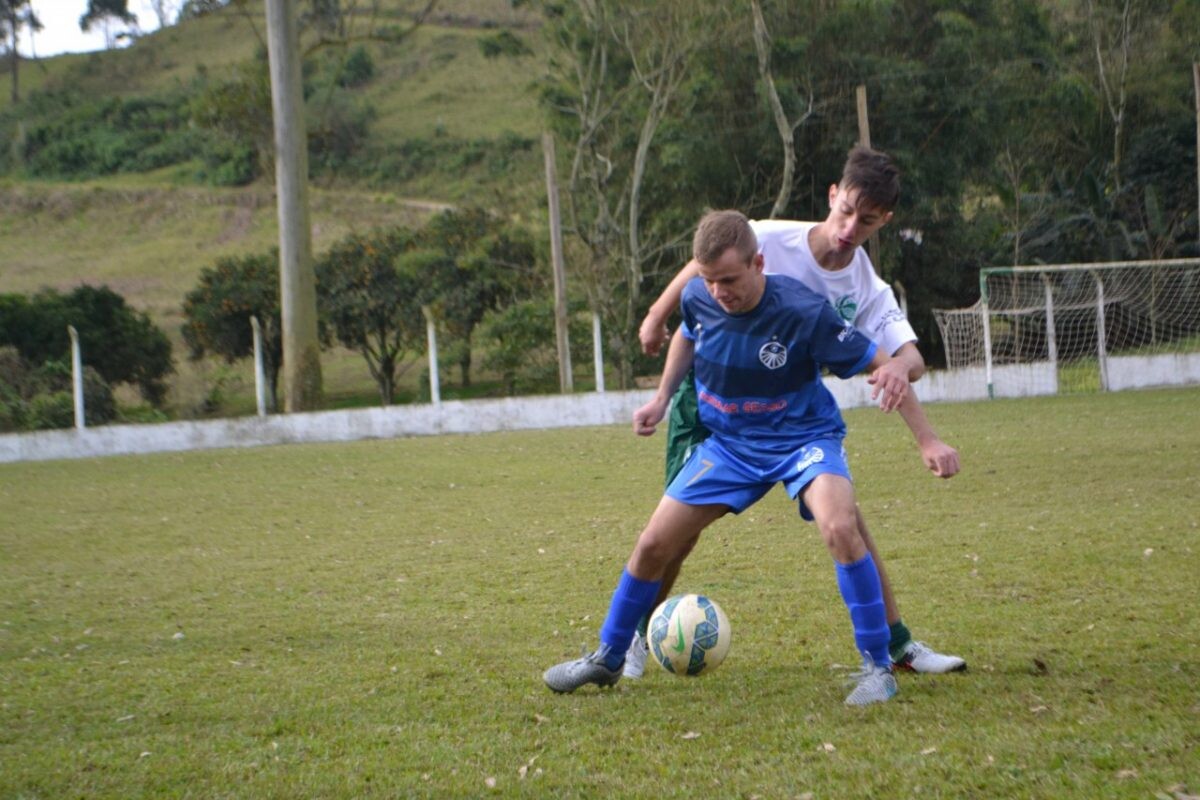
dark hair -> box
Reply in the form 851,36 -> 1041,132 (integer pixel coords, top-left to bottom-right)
693,210 -> 758,265
840,145 -> 900,211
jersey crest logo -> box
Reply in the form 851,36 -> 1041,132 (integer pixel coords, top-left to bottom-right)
834,295 -> 858,323
758,340 -> 788,369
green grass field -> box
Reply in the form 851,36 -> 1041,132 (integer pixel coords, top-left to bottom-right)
2,388 -> 1199,798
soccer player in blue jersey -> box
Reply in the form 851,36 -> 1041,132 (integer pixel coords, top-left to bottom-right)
544,210 -> 907,705
624,146 -> 965,679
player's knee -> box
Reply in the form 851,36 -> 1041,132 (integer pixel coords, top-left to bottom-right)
818,513 -> 863,560
677,533 -> 699,560
631,532 -> 687,577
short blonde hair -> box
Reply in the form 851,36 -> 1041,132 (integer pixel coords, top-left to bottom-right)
692,210 -> 757,266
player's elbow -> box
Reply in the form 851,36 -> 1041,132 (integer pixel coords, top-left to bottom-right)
896,343 -> 926,381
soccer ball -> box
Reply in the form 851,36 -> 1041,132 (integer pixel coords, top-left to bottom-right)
647,594 -> 731,676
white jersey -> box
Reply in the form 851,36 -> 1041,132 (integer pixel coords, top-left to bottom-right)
750,219 -> 916,357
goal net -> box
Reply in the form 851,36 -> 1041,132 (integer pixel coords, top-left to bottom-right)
932,259 -> 1200,397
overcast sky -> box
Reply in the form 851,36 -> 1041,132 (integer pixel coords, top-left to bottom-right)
19,0 -> 167,57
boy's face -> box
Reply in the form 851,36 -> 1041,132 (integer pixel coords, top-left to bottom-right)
698,248 -> 765,314
822,184 -> 894,255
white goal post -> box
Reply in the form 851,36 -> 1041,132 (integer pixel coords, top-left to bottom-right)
933,259 -> 1200,398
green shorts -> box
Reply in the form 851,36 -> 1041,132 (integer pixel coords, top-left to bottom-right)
664,369 -> 712,488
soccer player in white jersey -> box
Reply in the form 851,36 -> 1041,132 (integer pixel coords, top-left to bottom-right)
544,210 -> 910,704
628,146 -> 965,677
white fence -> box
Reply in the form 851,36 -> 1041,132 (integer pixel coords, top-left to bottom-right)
10,362 -> 1188,463
0,390 -> 657,463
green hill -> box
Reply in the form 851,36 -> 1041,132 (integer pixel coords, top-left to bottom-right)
0,0 -> 551,415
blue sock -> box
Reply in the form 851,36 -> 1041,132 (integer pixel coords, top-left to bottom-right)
597,569 -> 662,670
835,553 -> 890,667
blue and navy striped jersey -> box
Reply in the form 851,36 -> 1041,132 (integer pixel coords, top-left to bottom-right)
680,274 -> 877,460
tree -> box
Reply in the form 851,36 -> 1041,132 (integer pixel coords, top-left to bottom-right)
297,0 -> 437,51
417,208 -> 539,387
80,0 -> 138,48
178,0 -> 228,22
1083,0 -> 1136,193
148,0 -> 178,29
537,0 -> 722,387
0,286 -> 173,406
0,347 -> 116,431
1,0 -> 41,103
189,56 -> 275,184
315,228 -> 424,405
480,299 -> 593,394
181,251 -> 283,412
749,0 -> 814,218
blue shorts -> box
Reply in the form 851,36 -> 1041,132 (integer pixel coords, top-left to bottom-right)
665,436 -> 852,521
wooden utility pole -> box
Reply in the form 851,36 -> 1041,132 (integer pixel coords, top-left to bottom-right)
542,132 -> 573,393
855,84 -> 881,273
265,0 -> 322,412
1194,63 -> 1199,249
855,85 -> 871,149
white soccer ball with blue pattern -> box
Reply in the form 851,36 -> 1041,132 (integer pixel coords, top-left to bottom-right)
647,594 -> 731,676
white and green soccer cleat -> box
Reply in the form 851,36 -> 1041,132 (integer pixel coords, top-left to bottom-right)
844,654 -> 898,706
894,640 -> 966,674
622,631 -> 650,679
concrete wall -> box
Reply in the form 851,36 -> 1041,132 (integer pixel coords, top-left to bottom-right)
827,362 -> 1057,406
0,391 -> 658,463
1107,353 -> 1200,392
1,362 -> 1192,463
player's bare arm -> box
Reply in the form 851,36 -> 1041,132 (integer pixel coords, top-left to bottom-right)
864,347 -> 907,413
891,341 -> 926,381
639,260 -> 701,356
866,337 -> 925,399
633,329 -> 696,436
895,390 -> 960,478
867,358 -> 910,408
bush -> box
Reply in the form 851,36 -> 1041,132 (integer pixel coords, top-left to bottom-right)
345,133 -> 535,188
0,287 -> 173,407
199,140 -> 258,186
189,59 -> 274,184
307,90 -> 376,172
480,299 -> 592,395
479,31 -> 532,59
80,366 -> 117,425
336,46 -> 376,88
27,392 -> 75,431
118,405 -> 170,425
5,90 -> 198,180
0,349 -> 116,431
0,347 -> 25,431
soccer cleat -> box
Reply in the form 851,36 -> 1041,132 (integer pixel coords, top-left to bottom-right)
623,631 -> 650,679
543,646 -> 623,693
844,654 -> 898,706
894,640 -> 967,674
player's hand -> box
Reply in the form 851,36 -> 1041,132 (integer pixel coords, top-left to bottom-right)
633,397 -> 668,436
920,439 -> 960,478
867,359 -> 909,413
639,313 -> 671,356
